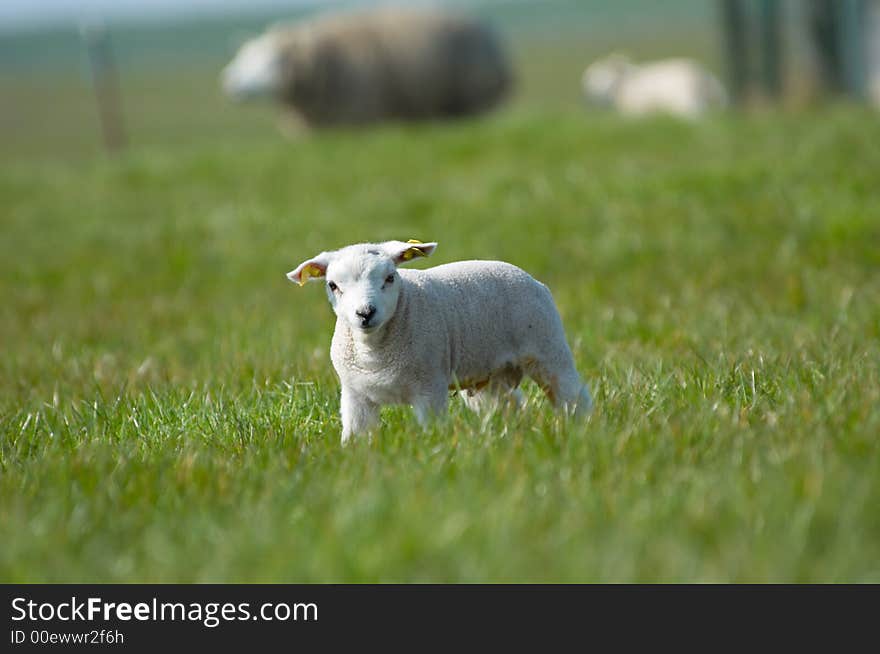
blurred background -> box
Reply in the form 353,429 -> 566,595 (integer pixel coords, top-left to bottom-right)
5,0 -> 877,162
3,1 -> 879,583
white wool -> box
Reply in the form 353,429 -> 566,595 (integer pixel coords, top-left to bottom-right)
582,55 -> 727,118
220,8 -> 511,128
288,241 -> 593,443
221,32 -> 284,100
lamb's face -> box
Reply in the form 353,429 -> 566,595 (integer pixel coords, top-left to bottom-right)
324,250 -> 401,334
288,241 -> 437,334
221,33 -> 283,100
582,56 -> 630,104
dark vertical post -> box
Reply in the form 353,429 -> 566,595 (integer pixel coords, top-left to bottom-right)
870,0 -> 880,103
808,0 -> 844,94
81,21 -> 127,155
838,0 -> 867,98
758,0 -> 783,99
720,0 -> 750,105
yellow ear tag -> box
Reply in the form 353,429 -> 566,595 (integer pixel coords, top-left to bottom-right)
298,263 -> 323,286
402,239 -> 426,260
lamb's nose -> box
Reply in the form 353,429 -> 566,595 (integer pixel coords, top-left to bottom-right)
355,305 -> 377,325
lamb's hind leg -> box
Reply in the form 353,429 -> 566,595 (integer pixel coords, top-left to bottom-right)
525,356 -> 593,418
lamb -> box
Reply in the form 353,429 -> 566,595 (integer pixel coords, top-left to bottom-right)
287,240 -> 593,443
581,54 -> 727,118
221,8 -> 512,128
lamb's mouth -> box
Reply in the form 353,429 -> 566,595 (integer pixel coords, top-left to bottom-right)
356,323 -> 381,334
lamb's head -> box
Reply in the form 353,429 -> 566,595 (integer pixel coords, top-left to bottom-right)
582,53 -> 633,105
221,32 -> 284,100
287,240 -> 438,334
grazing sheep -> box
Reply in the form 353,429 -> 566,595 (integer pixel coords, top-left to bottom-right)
222,8 -> 512,128
582,54 -> 727,118
287,241 -> 593,443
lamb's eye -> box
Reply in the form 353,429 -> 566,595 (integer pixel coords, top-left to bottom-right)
327,281 -> 338,292
384,274 -> 395,286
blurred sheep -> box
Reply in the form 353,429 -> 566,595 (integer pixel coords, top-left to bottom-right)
221,7 -> 512,128
582,54 -> 728,118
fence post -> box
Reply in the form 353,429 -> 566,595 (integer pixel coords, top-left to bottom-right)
81,21 -> 127,155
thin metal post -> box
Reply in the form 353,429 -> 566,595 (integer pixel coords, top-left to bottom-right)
81,22 -> 127,155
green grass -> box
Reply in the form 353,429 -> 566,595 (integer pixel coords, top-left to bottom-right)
2,92 -> 880,580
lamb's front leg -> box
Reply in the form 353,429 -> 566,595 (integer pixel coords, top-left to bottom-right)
412,381 -> 449,431
340,385 -> 380,445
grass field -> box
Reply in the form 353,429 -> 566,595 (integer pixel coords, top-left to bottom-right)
1,3 -> 879,581
2,104 -> 879,582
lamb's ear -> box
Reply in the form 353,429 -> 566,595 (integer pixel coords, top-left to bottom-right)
384,240 -> 438,265
287,253 -> 330,286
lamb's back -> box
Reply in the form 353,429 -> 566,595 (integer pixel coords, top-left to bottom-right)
401,261 -> 562,378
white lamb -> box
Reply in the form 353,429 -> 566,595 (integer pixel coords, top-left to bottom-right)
582,54 -> 727,118
287,240 -> 593,443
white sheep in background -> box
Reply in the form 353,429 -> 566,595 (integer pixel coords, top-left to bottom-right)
222,7 -> 512,128
582,54 -> 727,118
287,240 -> 593,443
